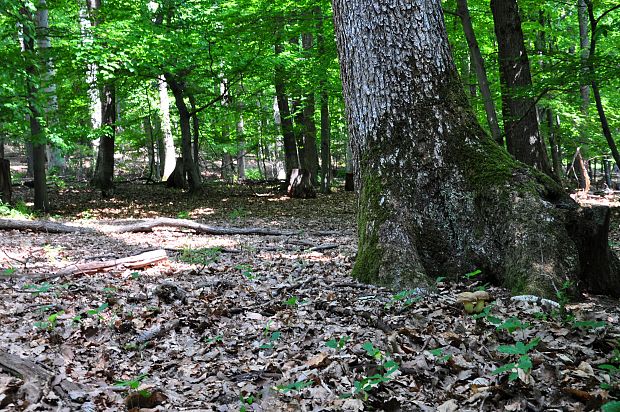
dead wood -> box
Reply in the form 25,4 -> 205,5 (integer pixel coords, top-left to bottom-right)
55,249 -> 168,277
0,217 -> 296,236
136,319 -> 181,344
0,351 -> 50,405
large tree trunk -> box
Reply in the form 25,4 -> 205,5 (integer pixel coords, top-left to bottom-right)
490,0 -> 552,176
164,74 -> 201,192
456,0 -> 503,145
158,78 -> 176,181
274,41 -> 299,181
332,0 -> 620,297
577,0 -> 590,137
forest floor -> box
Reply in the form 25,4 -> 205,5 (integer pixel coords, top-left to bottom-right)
0,181 -> 619,411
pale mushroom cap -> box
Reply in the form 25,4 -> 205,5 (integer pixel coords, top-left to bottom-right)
471,290 -> 491,301
456,292 -> 477,303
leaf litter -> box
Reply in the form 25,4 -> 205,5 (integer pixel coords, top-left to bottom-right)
0,182 -> 619,411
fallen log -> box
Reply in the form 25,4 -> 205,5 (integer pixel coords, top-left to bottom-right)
55,249 -> 168,277
0,217 -> 295,236
0,218 -> 85,234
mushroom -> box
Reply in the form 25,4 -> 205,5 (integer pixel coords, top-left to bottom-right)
456,290 -> 492,314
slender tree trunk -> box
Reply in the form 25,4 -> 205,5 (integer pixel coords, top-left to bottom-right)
586,2 -> 620,168
456,0 -> 502,145
317,10 -> 332,193
91,84 -> 116,195
333,0 -> 620,297
490,0 -> 552,175
0,136 -> 4,158
547,110 -> 562,181
22,6 -> 48,211
274,41 -> 299,180
236,103 -> 246,180
301,32 -> 320,186
188,94 -> 200,167
164,74 -> 201,192
158,78 -> 176,181
144,116 -> 155,181
578,0 -> 590,135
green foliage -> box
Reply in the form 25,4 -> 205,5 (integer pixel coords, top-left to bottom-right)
429,347 -> 452,364
385,289 -> 422,309
34,310 -> 64,330
115,373 -> 148,391
274,379 -> 313,394
236,264 -> 257,280
602,402 -> 620,412
179,247 -> 221,272
0,201 -> 34,219
493,338 -> 540,382
325,335 -> 349,351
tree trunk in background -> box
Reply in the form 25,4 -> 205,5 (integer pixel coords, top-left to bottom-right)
188,94 -> 200,168
158,78 -> 176,181
144,116 -> 156,181
236,103 -> 246,180
586,2 -> 620,168
81,1 -> 101,176
317,10 -> 332,193
547,110 -> 562,181
333,0 -> 620,297
300,32 -> 320,186
91,84 -> 116,196
22,6 -> 48,211
274,41 -> 299,180
491,0 -> 552,176
164,74 -> 201,192
577,0 -> 590,136
604,160 -> 612,188
0,159 -> 10,203
456,0 -> 502,145
0,137 -> 4,158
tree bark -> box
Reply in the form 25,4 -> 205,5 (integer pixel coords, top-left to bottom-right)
490,0 -> 552,176
22,6 -> 48,211
585,1 -> 620,168
317,10 -> 332,193
547,110 -> 562,181
577,0 -> 590,137
189,94 -> 200,168
0,159 -> 11,203
456,0 -> 502,145
158,77 -> 176,181
332,0 -> 620,297
274,41 -> 299,180
164,74 -> 201,192
91,84 -> 116,196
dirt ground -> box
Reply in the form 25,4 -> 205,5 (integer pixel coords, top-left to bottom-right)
0,182 -> 619,411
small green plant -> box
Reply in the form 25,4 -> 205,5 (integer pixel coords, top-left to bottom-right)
0,200 -> 33,219
496,317 -> 530,334
229,207 -> 247,221
260,331 -> 281,349
130,271 -> 140,280
47,173 -> 66,189
325,336 -> 350,351
362,342 -> 383,360
385,289 -> 422,309
428,347 -> 452,363
34,310 -> 65,330
283,296 -> 299,306
179,247 -> 221,272
602,401 -> 620,412
87,302 -> 109,319
1,267 -> 16,276
275,379 -> 313,394
115,373 -> 150,397
23,282 -> 53,295
572,320 -> 607,330
236,264 -> 257,280
552,280 -> 574,321
463,269 -> 482,281
471,303 -> 502,325
492,338 -> 540,382
239,393 -> 256,412
177,210 -> 190,219
205,335 -> 224,345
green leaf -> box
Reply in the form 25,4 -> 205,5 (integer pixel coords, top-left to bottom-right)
602,401 -> 620,412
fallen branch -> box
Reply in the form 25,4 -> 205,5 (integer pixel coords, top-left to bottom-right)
0,351 -> 51,405
55,249 -> 168,277
0,217 -> 295,236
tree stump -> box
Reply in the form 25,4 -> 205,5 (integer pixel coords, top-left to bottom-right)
166,158 -> 186,189
0,159 -> 11,203
288,168 -> 316,198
